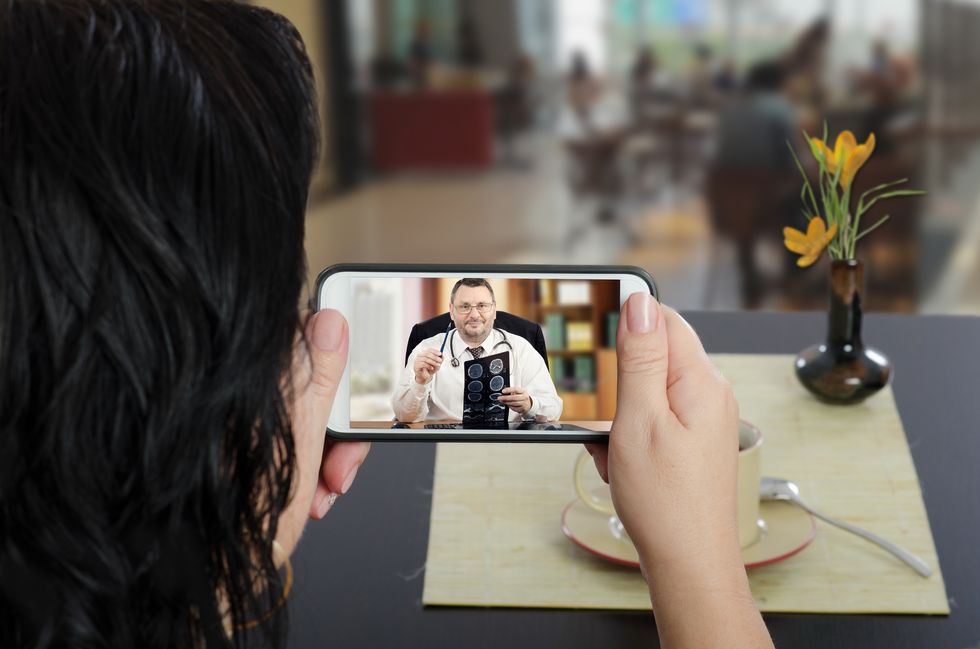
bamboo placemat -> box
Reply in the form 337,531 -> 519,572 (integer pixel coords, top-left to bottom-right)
422,354 -> 948,614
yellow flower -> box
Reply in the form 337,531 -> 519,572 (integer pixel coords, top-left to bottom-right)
784,216 -> 838,267
809,130 -> 876,189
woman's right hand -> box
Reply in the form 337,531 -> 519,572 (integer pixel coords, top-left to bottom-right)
586,294 -> 773,649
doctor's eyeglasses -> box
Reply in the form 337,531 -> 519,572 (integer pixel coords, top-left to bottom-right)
454,302 -> 495,314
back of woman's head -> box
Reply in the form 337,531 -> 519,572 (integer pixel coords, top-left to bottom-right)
0,1 -> 319,646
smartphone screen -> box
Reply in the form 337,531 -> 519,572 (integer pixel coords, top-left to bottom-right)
318,265 -> 656,441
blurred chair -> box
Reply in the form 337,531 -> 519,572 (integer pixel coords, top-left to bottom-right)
563,130 -> 629,223
404,311 -> 549,369
704,168 -> 796,308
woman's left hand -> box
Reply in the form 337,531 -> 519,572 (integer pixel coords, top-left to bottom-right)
301,309 -> 371,521
278,309 -> 371,557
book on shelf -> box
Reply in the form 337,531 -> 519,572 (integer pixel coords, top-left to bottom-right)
538,279 -> 554,306
548,355 -> 574,391
544,313 -> 566,349
566,321 -> 594,351
556,281 -> 590,305
573,355 -> 595,392
549,356 -> 566,386
605,311 -> 619,348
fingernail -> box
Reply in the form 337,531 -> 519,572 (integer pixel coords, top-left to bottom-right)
317,492 -> 338,518
626,293 -> 655,333
649,296 -> 660,332
341,465 -> 359,495
311,310 -> 346,352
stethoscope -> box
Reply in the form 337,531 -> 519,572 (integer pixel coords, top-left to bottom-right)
441,324 -> 514,368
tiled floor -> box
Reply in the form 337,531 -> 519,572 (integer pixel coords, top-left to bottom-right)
304,136 -> 980,316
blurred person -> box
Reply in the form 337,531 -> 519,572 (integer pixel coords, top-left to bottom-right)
687,43 -> 718,107
851,39 -> 913,155
709,60 -> 801,307
0,2 -> 774,648
392,279 -> 562,423
409,18 -> 434,86
567,49 -> 603,122
561,49 -> 629,221
713,61 -> 797,171
783,17 -> 830,110
714,58 -> 738,94
498,53 -> 538,164
456,17 -> 484,69
370,47 -> 408,88
631,45 -> 657,86
629,45 -> 674,120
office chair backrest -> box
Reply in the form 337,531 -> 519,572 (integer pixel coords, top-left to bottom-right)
404,311 -> 549,369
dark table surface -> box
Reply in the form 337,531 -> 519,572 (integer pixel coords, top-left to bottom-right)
288,311 -> 980,649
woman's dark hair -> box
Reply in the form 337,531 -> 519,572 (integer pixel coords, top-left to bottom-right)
0,1 -> 319,646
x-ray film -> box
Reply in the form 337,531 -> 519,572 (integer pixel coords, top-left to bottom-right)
462,351 -> 510,427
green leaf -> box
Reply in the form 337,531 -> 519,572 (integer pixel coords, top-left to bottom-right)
787,141 -> 821,217
859,178 -> 909,203
860,189 -> 926,217
854,214 -> 892,243
874,189 -> 926,199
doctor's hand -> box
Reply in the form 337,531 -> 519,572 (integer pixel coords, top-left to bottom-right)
584,294 -> 772,649
413,349 -> 444,385
498,386 -> 532,414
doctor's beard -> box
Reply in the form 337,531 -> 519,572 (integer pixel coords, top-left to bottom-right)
460,314 -> 493,344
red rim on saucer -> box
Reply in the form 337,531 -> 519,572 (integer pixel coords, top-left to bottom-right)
561,499 -> 816,569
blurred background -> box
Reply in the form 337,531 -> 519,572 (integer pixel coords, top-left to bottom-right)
350,277 -> 619,422
258,0 -> 980,315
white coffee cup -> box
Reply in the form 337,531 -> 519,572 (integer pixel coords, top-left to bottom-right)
572,420 -> 764,549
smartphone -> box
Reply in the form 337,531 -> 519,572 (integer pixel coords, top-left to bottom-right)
316,264 -> 657,442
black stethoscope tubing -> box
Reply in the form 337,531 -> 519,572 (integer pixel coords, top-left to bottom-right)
448,328 -> 514,367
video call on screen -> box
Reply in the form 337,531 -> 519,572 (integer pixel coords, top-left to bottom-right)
348,277 -> 619,428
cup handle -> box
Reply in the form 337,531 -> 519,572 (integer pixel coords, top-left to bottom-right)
573,450 -> 618,516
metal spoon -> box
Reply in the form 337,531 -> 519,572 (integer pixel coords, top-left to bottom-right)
759,476 -> 932,578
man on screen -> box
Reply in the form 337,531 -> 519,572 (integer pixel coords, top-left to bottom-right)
391,278 -> 563,423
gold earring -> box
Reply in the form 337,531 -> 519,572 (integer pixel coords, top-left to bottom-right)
235,539 -> 294,631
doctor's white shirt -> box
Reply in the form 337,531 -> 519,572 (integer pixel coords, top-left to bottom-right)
391,327 -> 563,423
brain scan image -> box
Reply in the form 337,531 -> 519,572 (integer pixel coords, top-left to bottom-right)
462,352 -> 511,426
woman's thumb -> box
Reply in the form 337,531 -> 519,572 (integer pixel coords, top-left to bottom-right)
306,309 -> 349,404
612,293 -> 670,445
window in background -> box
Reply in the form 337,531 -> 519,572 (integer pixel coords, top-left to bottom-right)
350,278 -> 404,420
556,0 -> 607,73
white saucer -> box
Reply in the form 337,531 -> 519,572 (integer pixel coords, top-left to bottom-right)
561,498 -> 816,569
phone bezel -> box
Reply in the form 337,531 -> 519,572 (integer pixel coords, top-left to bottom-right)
315,264 -> 658,442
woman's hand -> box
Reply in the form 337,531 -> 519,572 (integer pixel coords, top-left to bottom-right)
586,294 -> 773,649
277,309 -> 371,556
